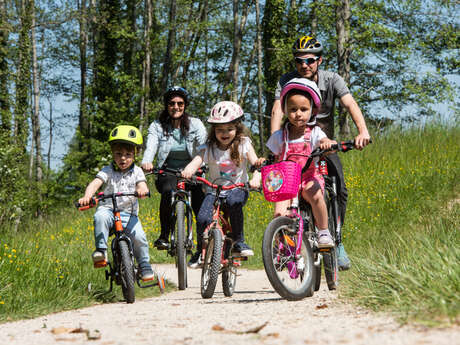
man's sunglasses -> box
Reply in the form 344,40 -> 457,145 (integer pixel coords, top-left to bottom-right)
295,56 -> 320,65
168,101 -> 185,107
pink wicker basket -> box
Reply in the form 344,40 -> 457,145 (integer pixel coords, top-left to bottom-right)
261,160 -> 301,202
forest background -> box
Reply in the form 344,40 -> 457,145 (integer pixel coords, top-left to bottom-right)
0,0 -> 458,226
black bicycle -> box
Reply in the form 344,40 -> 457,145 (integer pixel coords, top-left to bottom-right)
76,192 -> 165,303
146,167 -> 205,290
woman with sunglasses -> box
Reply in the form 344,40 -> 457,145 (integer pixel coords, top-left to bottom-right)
142,86 -> 207,249
270,35 -> 371,271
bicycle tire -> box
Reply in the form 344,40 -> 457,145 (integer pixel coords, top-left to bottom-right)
262,216 -> 314,301
314,253 -> 321,291
175,201 -> 187,290
119,240 -> 136,303
201,226 -> 222,299
222,260 -> 237,297
323,192 -> 338,290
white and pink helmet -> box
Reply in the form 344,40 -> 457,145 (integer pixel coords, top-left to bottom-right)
280,78 -> 322,116
208,101 -> 244,124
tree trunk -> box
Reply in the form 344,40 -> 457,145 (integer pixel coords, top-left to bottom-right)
160,0 -> 177,92
78,0 -> 89,137
225,0 -> 251,102
46,96 -> 53,174
336,0 -> 351,137
255,0 -> 265,153
14,0 -> 32,152
140,0 -> 152,133
310,0 -> 318,35
0,0 -> 11,135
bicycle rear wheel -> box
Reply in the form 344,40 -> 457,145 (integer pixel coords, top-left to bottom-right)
323,192 -> 338,290
262,216 -> 314,301
119,240 -> 135,303
175,201 -> 187,290
201,226 -> 222,299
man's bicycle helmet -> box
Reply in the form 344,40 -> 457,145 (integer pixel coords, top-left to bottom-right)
163,86 -> 189,106
280,78 -> 322,115
208,101 -> 244,124
292,35 -> 323,55
108,125 -> 143,146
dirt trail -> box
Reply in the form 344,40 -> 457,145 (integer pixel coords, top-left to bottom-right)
1,264 -> 458,345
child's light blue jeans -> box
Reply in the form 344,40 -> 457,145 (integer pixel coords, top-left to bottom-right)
93,207 -> 151,270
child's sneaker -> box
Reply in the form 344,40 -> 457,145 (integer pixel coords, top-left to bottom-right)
232,242 -> 254,257
188,252 -> 202,269
92,249 -> 107,268
318,232 -> 334,248
140,268 -> 155,282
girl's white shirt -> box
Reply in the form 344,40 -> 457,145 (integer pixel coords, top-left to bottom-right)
200,136 -> 252,186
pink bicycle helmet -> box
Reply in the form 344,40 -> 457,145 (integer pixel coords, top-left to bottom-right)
208,101 -> 244,124
280,78 -> 322,115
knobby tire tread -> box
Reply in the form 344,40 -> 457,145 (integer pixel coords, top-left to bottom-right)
119,240 -> 135,303
175,201 -> 187,290
201,227 -> 222,299
324,192 -> 338,290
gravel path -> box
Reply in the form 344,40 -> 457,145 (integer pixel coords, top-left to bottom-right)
1,264 -> 458,345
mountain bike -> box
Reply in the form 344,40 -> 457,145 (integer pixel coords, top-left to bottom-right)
76,192 -> 165,303
146,167 -> 205,290
261,140 -> 360,300
192,176 -> 257,299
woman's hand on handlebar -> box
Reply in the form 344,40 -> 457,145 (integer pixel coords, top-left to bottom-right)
142,162 -> 154,172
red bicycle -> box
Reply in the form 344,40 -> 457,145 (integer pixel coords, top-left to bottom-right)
191,176 -> 258,299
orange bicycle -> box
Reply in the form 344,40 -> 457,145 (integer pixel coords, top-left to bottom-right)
76,192 -> 165,303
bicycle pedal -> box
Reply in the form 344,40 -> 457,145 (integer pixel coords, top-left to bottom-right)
94,261 -> 108,268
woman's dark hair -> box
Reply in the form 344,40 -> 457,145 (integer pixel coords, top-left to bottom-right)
158,94 -> 190,136
207,120 -> 250,167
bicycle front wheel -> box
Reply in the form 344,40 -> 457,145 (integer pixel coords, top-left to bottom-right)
119,240 -> 136,303
201,226 -> 222,299
262,216 -> 314,301
175,201 -> 187,290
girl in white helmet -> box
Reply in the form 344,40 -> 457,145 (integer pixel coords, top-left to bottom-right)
182,101 -> 264,267
266,78 -> 337,248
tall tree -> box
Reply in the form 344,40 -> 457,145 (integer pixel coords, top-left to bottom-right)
160,0 -> 177,91
14,0 -> 33,152
0,0 -> 11,135
336,0 -> 351,136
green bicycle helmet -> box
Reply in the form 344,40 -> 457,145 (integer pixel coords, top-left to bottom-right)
108,125 -> 143,146
292,35 -> 323,55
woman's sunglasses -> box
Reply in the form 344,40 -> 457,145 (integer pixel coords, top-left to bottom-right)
294,56 -> 320,65
168,101 -> 185,107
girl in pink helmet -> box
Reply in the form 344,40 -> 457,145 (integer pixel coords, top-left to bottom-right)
182,101 -> 264,267
266,78 -> 337,248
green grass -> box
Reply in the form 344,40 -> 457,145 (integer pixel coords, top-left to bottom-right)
0,123 -> 458,325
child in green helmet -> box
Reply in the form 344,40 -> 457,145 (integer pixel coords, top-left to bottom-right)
78,125 -> 155,281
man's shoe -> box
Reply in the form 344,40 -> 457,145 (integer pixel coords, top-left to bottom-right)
154,238 -> 169,250
188,252 -> 202,269
232,242 -> 254,257
337,243 -> 351,271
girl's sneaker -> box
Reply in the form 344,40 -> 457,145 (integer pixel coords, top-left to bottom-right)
232,242 -> 254,257
92,249 -> 107,268
318,233 -> 334,248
